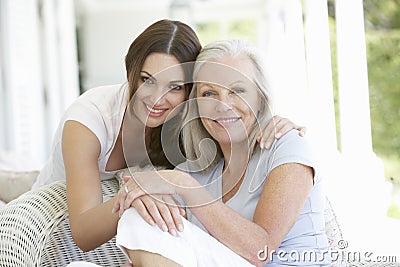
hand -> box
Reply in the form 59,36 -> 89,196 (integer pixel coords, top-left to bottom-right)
112,171 -> 187,235
131,194 -> 185,236
257,115 -> 306,149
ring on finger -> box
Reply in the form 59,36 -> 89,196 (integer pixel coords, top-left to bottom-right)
124,184 -> 129,194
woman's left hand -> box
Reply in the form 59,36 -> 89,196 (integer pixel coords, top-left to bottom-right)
112,170 -> 185,216
257,115 -> 306,149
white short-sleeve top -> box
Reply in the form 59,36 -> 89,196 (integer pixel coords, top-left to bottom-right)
178,130 -> 330,266
32,83 -> 128,189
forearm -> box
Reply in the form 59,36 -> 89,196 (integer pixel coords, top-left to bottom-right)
186,198 -> 272,266
70,196 -> 119,252
175,180 -> 273,266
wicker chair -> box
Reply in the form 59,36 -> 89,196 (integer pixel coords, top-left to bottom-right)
0,178 -> 396,267
0,179 -> 128,267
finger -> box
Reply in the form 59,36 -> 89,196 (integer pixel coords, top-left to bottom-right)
179,206 -> 186,217
131,198 -> 155,226
297,126 -> 307,136
164,195 -> 184,232
112,198 -> 120,214
115,176 -> 131,216
274,119 -> 307,138
155,197 -> 178,236
272,117 -> 292,138
259,115 -> 282,149
118,188 -> 127,218
123,183 -> 144,210
169,195 -> 186,219
141,196 -> 169,233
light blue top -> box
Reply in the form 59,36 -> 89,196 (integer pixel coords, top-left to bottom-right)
178,130 -> 331,266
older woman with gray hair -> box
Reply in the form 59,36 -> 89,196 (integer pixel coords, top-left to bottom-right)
113,39 -> 329,267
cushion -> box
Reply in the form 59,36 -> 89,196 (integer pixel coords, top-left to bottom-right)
0,170 -> 39,203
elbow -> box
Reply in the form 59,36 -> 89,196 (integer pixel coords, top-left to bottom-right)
70,222 -> 94,252
71,231 -> 93,252
248,253 -> 270,267
248,238 -> 280,267
254,261 -> 268,267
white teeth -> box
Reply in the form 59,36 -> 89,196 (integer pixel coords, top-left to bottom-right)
216,118 -> 239,123
146,105 -> 164,113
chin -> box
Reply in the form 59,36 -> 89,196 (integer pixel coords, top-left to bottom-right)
145,119 -> 164,128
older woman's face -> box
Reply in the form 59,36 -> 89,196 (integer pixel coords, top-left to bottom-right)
196,55 -> 261,146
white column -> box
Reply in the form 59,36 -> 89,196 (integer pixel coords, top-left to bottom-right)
264,0 -> 308,122
335,0 -> 372,155
334,0 -> 389,252
41,0 -> 80,147
303,0 -> 337,153
0,10 -> 6,150
1,0 -> 46,168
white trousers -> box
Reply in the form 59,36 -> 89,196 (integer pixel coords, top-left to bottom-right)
116,208 -> 255,267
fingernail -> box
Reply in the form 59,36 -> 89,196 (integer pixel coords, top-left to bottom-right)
161,224 -> 168,232
177,224 -> 184,232
149,219 -> 155,226
275,132 -> 282,138
300,130 -> 305,136
260,141 -> 264,149
170,229 -> 177,236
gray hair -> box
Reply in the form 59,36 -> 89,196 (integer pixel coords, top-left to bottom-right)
181,39 -> 273,171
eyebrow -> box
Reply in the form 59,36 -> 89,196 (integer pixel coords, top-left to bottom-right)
141,70 -> 184,84
228,80 -> 247,87
198,80 -> 247,88
140,70 -> 155,79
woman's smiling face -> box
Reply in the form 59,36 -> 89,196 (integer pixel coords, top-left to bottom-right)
132,52 -> 186,128
196,55 -> 261,146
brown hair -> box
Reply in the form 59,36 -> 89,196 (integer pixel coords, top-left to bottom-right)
124,19 -> 201,168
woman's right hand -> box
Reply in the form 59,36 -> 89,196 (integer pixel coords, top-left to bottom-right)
130,194 -> 185,236
113,175 -> 185,236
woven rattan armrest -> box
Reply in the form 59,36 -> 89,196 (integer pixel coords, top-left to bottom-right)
0,179 -> 128,267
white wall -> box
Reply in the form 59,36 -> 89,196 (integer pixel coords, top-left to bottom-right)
75,0 -> 173,91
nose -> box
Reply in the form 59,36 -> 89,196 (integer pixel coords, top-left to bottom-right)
215,91 -> 233,112
148,85 -> 167,105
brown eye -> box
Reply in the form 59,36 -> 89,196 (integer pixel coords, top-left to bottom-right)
169,84 -> 183,91
141,76 -> 155,85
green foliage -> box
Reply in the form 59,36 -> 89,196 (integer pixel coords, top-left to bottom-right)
387,202 -> 400,219
329,0 -> 400,30
196,19 -> 257,46
363,0 -> 400,30
196,22 -> 220,45
366,30 -> 400,160
328,17 -> 341,151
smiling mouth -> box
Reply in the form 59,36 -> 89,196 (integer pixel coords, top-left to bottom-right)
213,117 -> 241,125
145,104 -> 168,116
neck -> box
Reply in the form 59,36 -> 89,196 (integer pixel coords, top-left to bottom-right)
220,141 -> 250,174
121,106 -> 149,165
